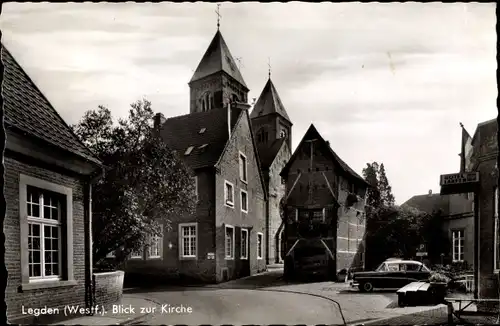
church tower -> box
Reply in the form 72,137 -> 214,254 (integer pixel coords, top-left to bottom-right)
250,76 -> 293,152
188,30 -> 249,113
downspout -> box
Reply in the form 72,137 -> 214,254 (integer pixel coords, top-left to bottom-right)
227,102 -> 231,137
84,181 -> 93,312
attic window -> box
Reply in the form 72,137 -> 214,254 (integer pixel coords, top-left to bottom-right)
198,144 -> 208,150
199,128 -> 206,134
185,146 -> 194,155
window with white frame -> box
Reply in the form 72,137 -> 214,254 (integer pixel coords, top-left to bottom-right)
240,189 -> 248,213
452,229 -> 465,262
147,225 -> 163,259
179,223 -> 197,259
257,232 -> 263,259
27,186 -> 63,280
20,174 -> 75,286
239,153 -> 247,183
241,228 -> 249,259
224,181 -> 234,207
225,225 -> 235,259
494,187 -> 500,271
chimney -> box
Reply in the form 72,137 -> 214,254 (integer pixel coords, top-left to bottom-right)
154,112 -> 166,129
228,100 -> 252,137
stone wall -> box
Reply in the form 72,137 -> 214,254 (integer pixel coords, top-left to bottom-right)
93,271 -> 124,309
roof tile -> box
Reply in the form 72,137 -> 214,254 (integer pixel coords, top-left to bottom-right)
189,30 -> 247,89
159,108 -> 240,170
2,45 -> 101,165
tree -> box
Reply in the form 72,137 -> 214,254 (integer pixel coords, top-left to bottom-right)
362,162 -> 381,209
378,164 -> 395,207
72,99 -> 196,268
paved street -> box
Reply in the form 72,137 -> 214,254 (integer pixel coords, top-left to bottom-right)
142,287 -> 345,325
124,270 -> 449,325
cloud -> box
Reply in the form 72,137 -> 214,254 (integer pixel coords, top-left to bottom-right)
0,2 -> 496,204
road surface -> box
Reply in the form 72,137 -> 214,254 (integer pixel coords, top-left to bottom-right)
143,287 -> 345,325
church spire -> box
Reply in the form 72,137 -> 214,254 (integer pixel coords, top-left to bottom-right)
250,76 -> 291,123
216,4 -> 221,31
268,57 -> 271,79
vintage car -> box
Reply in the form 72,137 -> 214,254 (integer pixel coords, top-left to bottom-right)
349,259 -> 431,292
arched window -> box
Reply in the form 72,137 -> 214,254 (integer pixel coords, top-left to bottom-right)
257,128 -> 268,144
280,129 -> 287,138
200,92 -> 212,112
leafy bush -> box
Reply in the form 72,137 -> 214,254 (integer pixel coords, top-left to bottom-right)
429,271 -> 451,284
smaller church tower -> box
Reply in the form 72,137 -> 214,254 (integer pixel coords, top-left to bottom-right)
188,30 -> 249,114
250,76 -> 293,151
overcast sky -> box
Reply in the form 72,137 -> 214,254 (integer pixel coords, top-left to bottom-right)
1,2 -> 497,204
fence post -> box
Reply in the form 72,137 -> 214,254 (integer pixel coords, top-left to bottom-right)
447,301 -> 454,326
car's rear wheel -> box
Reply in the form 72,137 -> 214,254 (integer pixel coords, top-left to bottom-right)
360,281 -> 374,292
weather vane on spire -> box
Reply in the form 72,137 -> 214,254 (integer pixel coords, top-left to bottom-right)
216,4 -> 221,30
268,57 -> 271,79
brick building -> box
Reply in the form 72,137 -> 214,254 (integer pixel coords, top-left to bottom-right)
402,192 -> 474,266
471,119 -> 498,306
438,118 -> 498,308
280,124 -> 369,275
2,45 -> 103,323
250,76 -> 293,264
124,30 -> 268,283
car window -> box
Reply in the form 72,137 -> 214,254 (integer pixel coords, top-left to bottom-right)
405,263 -> 421,271
421,264 -> 431,272
376,263 -> 388,272
387,263 -> 399,271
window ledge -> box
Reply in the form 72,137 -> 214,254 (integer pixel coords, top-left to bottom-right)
179,256 -> 197,261
225,257 -> 234,260
20,280 -> 77,291
240,179 -> 248,185
241,257 -> 248,260
146,257 -> 162,260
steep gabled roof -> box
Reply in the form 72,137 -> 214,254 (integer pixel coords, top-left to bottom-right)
402,194 -> 450,216
280,124 -> 369,187
158,108 -> 236,170
257,138 -> 287,170
159,107 -> 268,200
2,44 -> 101,166
250,78 -> 291,122
189,30 -> 247,89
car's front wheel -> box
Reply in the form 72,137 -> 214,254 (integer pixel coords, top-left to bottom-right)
359,281 -> 374,292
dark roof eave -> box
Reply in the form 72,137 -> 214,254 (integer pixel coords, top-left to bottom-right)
6,122 -> 103,167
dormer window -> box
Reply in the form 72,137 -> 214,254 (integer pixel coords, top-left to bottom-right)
185,146 -> 194,155
199,128 -> 206,134
280,129 -> 287,138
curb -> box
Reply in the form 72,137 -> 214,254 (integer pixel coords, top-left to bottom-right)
350,305 -> 447,326
119,295 -> 162,325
